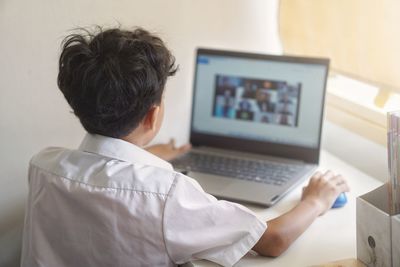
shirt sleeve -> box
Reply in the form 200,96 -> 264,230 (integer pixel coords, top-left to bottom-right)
163,173 -> 267,267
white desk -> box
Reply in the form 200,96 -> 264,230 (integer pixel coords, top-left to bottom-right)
193,150 -> 383,267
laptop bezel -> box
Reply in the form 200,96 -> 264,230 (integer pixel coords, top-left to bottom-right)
190,48 -> 330,164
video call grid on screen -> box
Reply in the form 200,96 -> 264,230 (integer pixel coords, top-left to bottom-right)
192,52 -> 328,149
212,74 -> 301,128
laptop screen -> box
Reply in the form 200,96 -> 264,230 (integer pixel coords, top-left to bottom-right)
191,49 -> 329,152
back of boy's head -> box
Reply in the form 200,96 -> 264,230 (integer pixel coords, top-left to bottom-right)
57,26 -> 177,138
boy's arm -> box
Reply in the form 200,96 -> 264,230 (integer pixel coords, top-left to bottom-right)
253,171 -> 350,257
146,139 -> 191,161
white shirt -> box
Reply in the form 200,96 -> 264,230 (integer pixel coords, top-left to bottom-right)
21,134 -> 266,267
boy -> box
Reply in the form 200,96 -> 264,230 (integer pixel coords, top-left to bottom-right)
21,27 -> 349,267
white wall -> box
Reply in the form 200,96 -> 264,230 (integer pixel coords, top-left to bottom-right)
322,121 -> 388,182
0,0 -> 281,265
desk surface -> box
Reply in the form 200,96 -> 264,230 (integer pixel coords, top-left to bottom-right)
193,150 -> 383,267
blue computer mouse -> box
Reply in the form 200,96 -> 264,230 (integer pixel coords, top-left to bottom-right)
332,193 -> 347,208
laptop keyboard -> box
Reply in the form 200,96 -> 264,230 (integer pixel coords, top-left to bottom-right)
172,152 -> 305,186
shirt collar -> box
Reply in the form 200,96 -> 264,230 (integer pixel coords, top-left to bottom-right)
78,133 -> 173,171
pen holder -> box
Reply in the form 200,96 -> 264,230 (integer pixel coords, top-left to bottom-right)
356,184 -> 400,267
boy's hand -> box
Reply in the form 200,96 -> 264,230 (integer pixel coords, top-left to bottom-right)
254,170 -> 349,257
146,139 -> 191,161
301,170 -> 350,216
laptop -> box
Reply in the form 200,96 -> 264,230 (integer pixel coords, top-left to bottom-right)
172,48 -> 329,207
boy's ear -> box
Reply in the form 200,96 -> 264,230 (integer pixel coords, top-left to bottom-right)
142,105 -> 160,131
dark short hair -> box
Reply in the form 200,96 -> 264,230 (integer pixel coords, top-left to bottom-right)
57,26 -> 177,138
